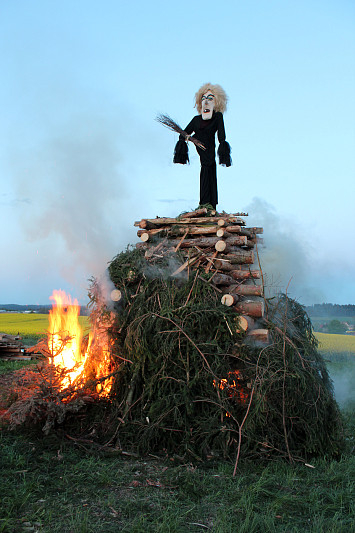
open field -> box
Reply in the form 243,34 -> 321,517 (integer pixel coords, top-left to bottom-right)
0,313 -> 90,344
315,332 -> 355,356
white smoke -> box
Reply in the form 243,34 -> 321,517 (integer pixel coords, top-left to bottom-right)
12,114 -> 137,299
245,197 -> 325,305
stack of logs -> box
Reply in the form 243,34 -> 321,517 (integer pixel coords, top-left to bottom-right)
134,208 -> 269,344
0,333 -> 27,359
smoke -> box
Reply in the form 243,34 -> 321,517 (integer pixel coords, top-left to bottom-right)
245,197 -> 325,305
12,114 -> 137,298
327,359 -> 355,409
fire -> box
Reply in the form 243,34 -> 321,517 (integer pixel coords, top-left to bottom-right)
47,289 -> 113,396
214,370 -> 249,405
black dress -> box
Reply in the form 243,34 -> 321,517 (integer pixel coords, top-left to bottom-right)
173,111 -> 231,209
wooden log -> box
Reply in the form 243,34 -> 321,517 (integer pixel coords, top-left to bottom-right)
135,219 -> 160,230
140,232 -> 150,242
213,259 -> 241,271
234,300 -> 264,318
180,208 -> 208,218
215,240 -> 228,252
229,284 -> 263,297
216,228 -> 232,238
0,333 -> 21,341
245,227 -> 263,234
224,225 -> 242,234
137,228 -> 166,238
141,236 -> 241,250
110,289 -> 123,302
230,269 -> 261,280
236,315 -> 255,333
221,294 -> 239,306
211,273 -> 234,285
169,225 -> 218,236
247,329 -> 269,343
219,251 -> 254,264
135,217 -> 220,226
225,235 -> 247,246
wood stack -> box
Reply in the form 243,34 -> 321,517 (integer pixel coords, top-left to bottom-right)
0,333 -> 28,360
134,208 -> 269,344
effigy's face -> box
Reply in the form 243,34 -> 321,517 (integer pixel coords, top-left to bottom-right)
201,92 -> 215,120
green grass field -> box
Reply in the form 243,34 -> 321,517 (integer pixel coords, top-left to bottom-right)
315,332 -> 355,354
0,313 -> 90,344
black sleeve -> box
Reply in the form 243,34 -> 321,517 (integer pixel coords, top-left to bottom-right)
173,117 -> 196,165
216,112 -> 232,167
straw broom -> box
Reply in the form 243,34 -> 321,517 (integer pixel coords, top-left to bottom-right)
156,113 -> 206,150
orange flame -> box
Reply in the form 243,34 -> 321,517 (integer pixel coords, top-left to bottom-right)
214,370 -> 249,405
47,289 -> 113,396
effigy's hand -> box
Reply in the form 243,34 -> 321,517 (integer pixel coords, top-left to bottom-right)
156,113 -> 206,150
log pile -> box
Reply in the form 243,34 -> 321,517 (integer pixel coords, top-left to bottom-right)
0,333 -> 28,360
134,208 -> 268,344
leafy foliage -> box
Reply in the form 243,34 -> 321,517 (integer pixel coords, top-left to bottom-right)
104,248 -> 344,462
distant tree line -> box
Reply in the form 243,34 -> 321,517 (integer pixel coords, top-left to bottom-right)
304,304 -> 355,317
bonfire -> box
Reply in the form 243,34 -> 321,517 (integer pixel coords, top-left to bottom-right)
4,209 -> 344,471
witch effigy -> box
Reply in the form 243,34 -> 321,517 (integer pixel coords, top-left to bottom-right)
157,83 -> 232,210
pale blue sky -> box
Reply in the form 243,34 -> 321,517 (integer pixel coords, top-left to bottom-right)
0,0 -> 354,305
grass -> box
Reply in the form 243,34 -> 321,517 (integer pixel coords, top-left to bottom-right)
0,317 -> 354,532
0,421 -> 354,533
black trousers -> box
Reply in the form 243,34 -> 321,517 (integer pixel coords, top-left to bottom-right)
200,163 -> 217,209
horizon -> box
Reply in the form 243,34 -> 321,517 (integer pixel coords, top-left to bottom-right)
1,1 -> 354,305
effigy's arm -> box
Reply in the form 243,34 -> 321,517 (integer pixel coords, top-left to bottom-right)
173,117 -> 194,164
216,112 -> 232,167
156,114 -> 205,165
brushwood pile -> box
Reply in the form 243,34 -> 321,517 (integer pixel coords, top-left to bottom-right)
103,208 -> 344,462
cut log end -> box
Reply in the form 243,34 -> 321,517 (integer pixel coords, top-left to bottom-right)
110,289 -> 122,302
221,294 -> 239,307
215,240 -> 227,252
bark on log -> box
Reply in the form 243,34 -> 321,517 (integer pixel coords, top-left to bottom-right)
221,294 -> 239,306
141,235 -> 248,250
247,329 -> 269,343
225,236 -> 248,246
245,227 -> 263,234
219,251 -> 254,264
135,217 -> 220,226
229,284 -> 263,297
169,225 -> 219,236
180,208 -> 208,218
234,300 -> 264,318
211,273 -> 234,285
230,269 -> 261,280
137,228 -> 166,238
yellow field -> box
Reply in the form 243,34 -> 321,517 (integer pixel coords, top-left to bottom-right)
315,332 -> 355,354
0,313 -> 90,336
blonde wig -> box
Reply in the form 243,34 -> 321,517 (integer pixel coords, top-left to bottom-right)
194,83 -> 228,114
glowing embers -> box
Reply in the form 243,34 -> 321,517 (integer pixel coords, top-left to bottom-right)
214,370 -> 249,405
47,289 -> 113,396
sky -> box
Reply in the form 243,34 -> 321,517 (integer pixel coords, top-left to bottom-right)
0,0 -> 354,306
